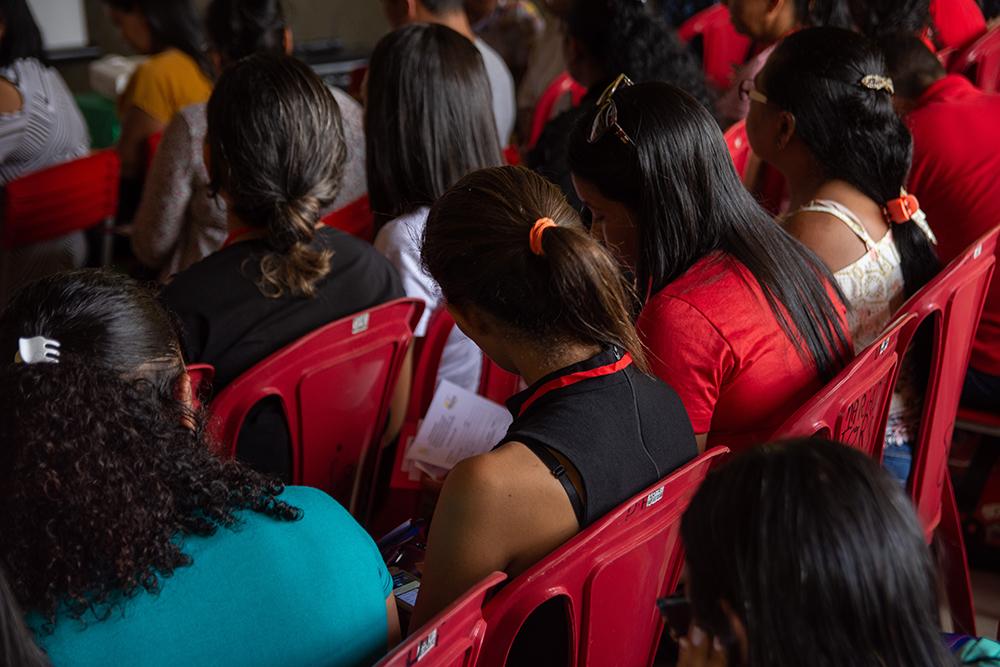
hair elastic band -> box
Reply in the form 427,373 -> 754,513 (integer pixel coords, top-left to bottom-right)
15,336 -> 60,364
530,217 -> 557,256
885,191 -> 938,245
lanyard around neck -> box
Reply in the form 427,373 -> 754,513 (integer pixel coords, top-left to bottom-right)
517,353 -> 633,418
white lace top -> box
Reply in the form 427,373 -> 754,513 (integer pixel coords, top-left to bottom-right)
793,199 -> 919,448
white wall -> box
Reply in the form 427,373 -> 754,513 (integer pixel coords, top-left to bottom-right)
27,0 -> 89,50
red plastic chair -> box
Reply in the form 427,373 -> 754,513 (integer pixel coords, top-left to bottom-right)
477,358 -> 521,406
321,194 -> 375,243
894,226 -> 999,634
185,363 -> 215,410
955,406 -> 1000,437
772,314 -> 914,461
723,119 -> 751,177
2,150 -> 120,265
377,572 -> 506,667
949,25 -> 1000,93
207,298 -> 423,513
527,72 -> 587,150
477,447 -> 729,667
930,0 -> 987,52
677,4 -> 752,90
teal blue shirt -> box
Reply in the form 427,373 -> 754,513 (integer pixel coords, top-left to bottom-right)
32,486 -> 392,667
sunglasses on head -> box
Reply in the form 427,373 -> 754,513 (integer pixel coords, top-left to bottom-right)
588,73 -> 636,146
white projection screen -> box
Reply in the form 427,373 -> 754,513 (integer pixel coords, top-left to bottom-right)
26,0 -> 89,50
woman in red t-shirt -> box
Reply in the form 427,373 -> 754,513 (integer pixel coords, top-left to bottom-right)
567,79 -> 851,451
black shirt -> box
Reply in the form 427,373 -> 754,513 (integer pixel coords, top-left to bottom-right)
163,227 -> 404,391
499,347 -> 697,527
161,227 -> 404,480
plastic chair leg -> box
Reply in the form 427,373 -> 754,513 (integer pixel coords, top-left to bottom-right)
940,474 -> 977,635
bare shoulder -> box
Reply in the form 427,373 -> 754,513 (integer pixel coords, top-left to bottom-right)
784,209 -> 867,272
444,442 -> 545,499
0,76 -> 23,114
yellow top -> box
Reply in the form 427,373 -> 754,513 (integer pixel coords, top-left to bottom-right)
118,48 -> 212,124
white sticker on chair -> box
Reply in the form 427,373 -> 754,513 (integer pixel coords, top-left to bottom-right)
646,487 -> 665,507
352,313 -> 370,335
416,629 -> 438,661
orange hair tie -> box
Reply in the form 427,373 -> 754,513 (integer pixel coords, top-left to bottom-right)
885,193 -> 920,224
529,217 -> 557,256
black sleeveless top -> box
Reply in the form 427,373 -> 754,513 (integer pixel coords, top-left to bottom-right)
496,347 -> 697,526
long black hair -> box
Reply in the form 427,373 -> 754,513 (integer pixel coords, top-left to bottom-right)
205,0 -> 286,69
207,53 -> 345,299
365,23 -> 504,228
568,81 -> 850,381
681,439 -> 955,667
761,27 -> 940,298
102,0 -> 211,75
566,0 -> 711,109
0,270 -> 299,628
0,0 -> 44,67
846,0 -> 930,39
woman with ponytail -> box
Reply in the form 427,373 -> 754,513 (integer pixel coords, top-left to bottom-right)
0,270 -> 399,666
162,53 -> 403,479
747,27 -> 940,483
410,166 -> 696,633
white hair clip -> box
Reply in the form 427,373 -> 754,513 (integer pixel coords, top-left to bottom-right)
15,336 -> 61,364
860,74 -> 895,95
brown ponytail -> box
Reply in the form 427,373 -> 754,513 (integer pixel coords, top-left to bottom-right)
422,166 -> 647,371
206,53 -> 346,298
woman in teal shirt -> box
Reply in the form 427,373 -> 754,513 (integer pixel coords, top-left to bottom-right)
0,269 -> 399,666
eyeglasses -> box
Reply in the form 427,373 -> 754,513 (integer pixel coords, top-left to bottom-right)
588,73 -> 635,146
738,78 -> 769,105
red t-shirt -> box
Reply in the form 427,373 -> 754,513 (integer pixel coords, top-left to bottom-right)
637,253 -> 846,452
929,0 -> 986,50
905,75 -> 1000,376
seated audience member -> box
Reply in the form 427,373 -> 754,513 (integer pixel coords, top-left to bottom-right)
515,0 -> 570,140
102,0 -> 212,180
162,54 -> 403,480
846,0 -> 986,50
131,0 -> 367,282
368,24 -> 503,392
676,438 -> 999,667
381,0 -> 516,145
568,81 -> 851,452
412,166 -> 697,628
0,0 -> 90,303
465,0 -> 545,87
529,0 -> 710,209
0,270 -> 398,667
749,27 -> 939,482
882,33 -> 1000,412
0,566 -> 47,667
716,0 -> 850,126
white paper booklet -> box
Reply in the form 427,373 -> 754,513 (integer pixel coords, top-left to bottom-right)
404,380 -> 513,472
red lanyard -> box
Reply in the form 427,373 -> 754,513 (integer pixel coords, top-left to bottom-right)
222,226 -> 254,249
517,353 -> 633,418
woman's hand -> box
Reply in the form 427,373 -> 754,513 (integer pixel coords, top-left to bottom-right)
677,626 -> 728,667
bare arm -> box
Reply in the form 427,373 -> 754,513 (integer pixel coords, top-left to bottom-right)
385,594 -> 401,649
117,105 -> 164,181
381,346 -> 413,449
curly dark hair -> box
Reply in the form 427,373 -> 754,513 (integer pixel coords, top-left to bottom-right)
0,270 -> 301,629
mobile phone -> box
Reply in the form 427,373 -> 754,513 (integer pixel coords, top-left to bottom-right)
389,567 -> 421,613
657,594 -> 692,641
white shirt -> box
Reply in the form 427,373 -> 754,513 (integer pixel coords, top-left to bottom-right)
474,38 -> 516,146
374,207 -> 483,392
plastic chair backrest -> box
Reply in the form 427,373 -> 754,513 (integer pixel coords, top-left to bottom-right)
208,298 -> 423,511
2,150 -> 120,249
527,72 -> 587,150
930,0 -> 987,52
321,194 -> 375,243
771,314 -> 914,460
723,119 -> 750,177
896,226 -> 999,536
949,25 -> 1000,93
408,308 -> 458,423
478,447 -> 729,667
377,572 -> 506,667
186,363 -> 215,410
677,4 -> 752,90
